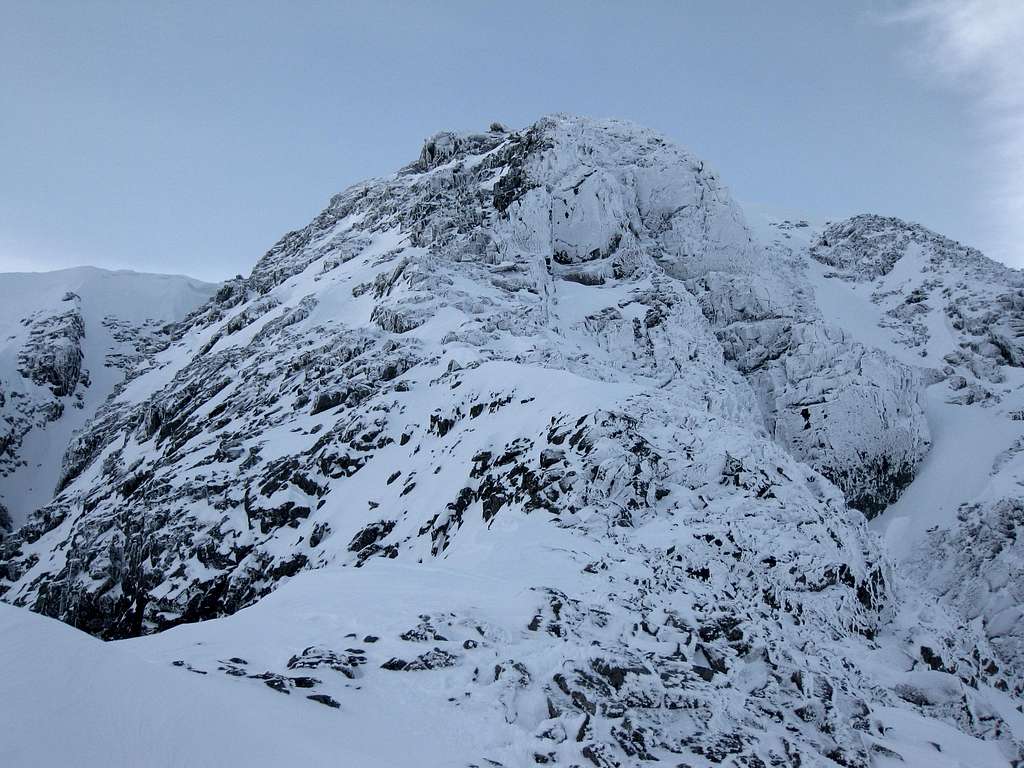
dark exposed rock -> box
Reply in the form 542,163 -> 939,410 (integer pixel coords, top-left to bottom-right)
348,520 -> 395,553
306,693 -> 341,709
288,645 -> 367,680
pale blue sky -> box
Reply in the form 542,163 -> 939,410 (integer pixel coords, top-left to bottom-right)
1,1 -> 1019,280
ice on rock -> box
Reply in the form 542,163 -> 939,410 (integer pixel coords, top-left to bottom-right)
689,232 -> 931,518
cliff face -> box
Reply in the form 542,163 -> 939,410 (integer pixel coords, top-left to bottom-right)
1,291 -> 88,531
0,117 -> 1019,765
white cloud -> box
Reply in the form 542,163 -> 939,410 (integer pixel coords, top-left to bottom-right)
888,0 -> 1024,265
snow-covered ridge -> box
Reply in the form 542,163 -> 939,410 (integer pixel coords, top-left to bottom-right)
0,267 -> 219,530
0,117 -> 1021,765
810,214 -> 1024,395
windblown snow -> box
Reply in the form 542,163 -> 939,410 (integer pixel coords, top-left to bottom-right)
0,117 -> 1021,767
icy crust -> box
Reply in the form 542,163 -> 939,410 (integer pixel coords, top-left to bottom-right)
0,116 -> 1020,763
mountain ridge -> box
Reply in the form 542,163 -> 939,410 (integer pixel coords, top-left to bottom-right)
0,266 -> 219,531
0,115 -> 1021,766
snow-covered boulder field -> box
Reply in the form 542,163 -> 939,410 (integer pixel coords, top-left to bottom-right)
1,116 -> 1022,766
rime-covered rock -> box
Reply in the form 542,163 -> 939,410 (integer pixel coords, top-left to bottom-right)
908,498 -> 1024,685
688,239 -> 930,517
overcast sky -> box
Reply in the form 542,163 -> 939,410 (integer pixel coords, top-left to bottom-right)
1,1 -> 1021,281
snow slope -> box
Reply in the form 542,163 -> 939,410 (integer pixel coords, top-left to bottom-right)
0,267 -> 218,527
879,384 -> 1024,558
0,602 -> 410,768
6,566 -> 1017,768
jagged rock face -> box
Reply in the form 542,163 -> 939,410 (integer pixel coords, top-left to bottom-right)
903,427 -> 1024,690
811,215 -> 918,280
0,294 -> 88,491
908,498 -> 1024,686
17,296 -> 86,399
0,115 -> 776,636
1,117 -> 1020,763
742,323 -> 928,518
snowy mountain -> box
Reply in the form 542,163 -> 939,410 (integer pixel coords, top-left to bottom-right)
0,267 -> 219,533
792,215 -> 1024,703
0,116 -> 1021,766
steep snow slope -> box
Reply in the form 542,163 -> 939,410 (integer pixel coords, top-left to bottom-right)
1,117 -> 1021,765
0,268 -> 218,529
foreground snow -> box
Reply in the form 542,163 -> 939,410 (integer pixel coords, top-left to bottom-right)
2,560 -> 1020,767
0,602 -> 430,767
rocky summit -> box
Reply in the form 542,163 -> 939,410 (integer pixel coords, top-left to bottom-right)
1,116 -> 1022,767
